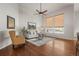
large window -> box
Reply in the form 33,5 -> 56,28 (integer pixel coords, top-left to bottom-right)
46,17 -> 53,28
45,14 -> 64,33
54,14 -> 64,33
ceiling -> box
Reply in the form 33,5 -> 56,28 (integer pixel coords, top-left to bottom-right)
19,3 -> 74,14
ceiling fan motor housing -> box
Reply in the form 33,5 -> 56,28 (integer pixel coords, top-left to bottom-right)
39,12 -> 43,14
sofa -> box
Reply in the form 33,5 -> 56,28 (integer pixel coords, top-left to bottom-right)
24,29 -> 38,39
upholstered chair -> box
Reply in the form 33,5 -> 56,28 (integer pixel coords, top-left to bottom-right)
9,31 -> 25,48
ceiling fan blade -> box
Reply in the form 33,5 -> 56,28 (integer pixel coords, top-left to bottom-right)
33,13 -> 39,15
36,9 -> 40,13
42,10 -> 47,14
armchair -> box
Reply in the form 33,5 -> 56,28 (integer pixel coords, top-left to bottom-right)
9,31 -> 25,48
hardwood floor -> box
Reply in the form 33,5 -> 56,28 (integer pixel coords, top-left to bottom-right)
0,37 -> 76,56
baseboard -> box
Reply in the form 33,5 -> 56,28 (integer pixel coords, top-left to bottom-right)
55,37 -> 73,40
45,35 -> 74,40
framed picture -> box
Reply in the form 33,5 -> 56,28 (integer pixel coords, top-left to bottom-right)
27,22 -> 36,29
7,16 -> 15,29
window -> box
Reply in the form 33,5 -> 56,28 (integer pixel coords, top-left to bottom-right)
54,14 -> 64,33
45,14 -> 64,34
45,17 -> 54,33
46,17 -> 53,28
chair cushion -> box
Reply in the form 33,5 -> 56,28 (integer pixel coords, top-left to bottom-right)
13,36 -> 25,45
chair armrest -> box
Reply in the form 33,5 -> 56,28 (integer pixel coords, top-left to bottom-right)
16,35 -> 25,40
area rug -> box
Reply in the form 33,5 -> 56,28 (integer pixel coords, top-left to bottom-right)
26,37 -> 54,46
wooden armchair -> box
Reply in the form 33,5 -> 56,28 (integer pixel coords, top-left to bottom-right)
9,31 -> 25,48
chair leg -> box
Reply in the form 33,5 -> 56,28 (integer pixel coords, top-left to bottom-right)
76,47 -> 78,56
23,43 -> 25,46
13,45 -> 15,48
21,44 -> 25,47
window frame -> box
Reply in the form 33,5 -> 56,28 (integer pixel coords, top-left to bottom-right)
45,13 -> 64,34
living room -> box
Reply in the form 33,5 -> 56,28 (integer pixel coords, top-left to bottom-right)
0,3 -> 79,56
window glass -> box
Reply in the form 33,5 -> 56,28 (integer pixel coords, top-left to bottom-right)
45,14 -> 64,34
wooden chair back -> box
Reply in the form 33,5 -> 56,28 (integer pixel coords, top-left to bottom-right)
9,31 -> 16,43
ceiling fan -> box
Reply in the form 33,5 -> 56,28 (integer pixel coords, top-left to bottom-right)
35,3 -> 47,15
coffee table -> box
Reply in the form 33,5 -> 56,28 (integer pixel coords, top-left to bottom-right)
26,37 -> 53,46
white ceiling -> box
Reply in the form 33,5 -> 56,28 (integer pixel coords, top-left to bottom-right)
19,3 -> 74,14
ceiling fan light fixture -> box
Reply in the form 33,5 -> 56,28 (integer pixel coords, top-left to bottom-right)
36,3 -> 47,15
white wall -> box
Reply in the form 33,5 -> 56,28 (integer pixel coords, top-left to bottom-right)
19,4 -> 43,29
0,3 -> 19,49
44,5 -> 74,40
0,4 -> 19,30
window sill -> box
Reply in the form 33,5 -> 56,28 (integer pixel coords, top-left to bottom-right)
44,32 -> 64,34
54,32 -> 64,34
